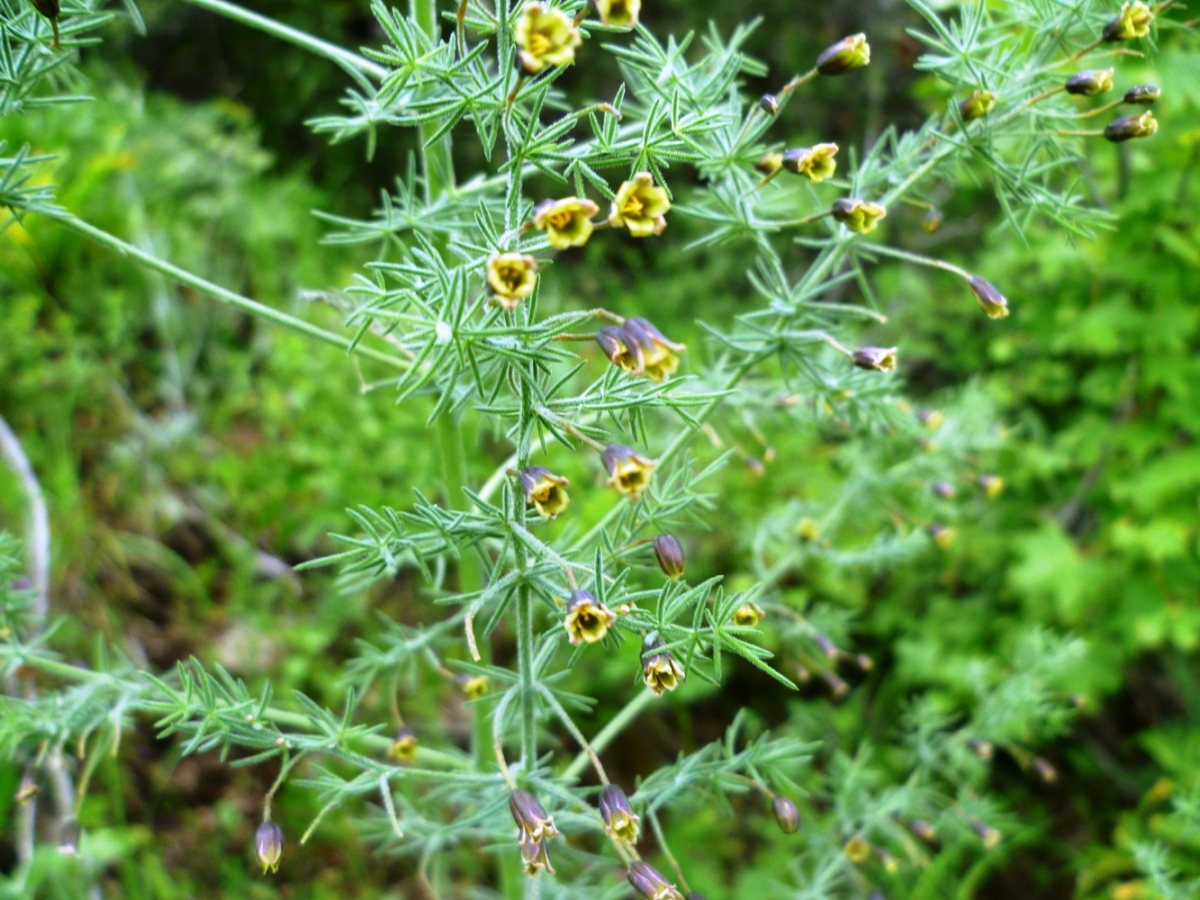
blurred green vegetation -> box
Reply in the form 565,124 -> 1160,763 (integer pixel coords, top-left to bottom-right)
2,1 -> 1200,899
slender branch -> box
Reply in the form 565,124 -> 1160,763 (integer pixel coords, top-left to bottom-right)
563,689 -> 657,781
0,416 -> 49,622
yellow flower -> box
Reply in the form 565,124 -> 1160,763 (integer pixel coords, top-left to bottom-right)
796,517 -> 820,541
596,326 -> 642,375
533,196 -> 599,249
831,197 -> 887,234
387,727 -> 418,764
515,2 -> 582,74
1065,68 -> 1114,96
459,674 -> 491,698
599,785 -> 640,843
520,839 -> 554,876
851,346 -> 897,372
563,590 -> 616,645
732,602 -> 764,627
977,474 -> 1004,498
754,152 -> 784,176
608,172 -> 671,237
844,835 -> 872,865
1103,1 -> 1153,41
959,89 -> 995,120
486,252 -> 538,310
600,443 -> 657,500
929,524 -> 956,550
641,638 -> 685,696
815,33 -> 870,76
593,0 -> 640,28
619,318 -> 686,381
782,143 -> 839,183
519,465 -> 570,519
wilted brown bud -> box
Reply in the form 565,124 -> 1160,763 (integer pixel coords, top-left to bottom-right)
851,347 -> 897,372
759,93 -> 780,115
510,789 -> 559,844
816,33 -> 870,75
1123,85 -> 1160,106
564,589 -> 617,645
771,796 -> 800,834
967,275 -> 1010,319
1065,68 -> 1114,96
653,534 -> 686,579
388,726 -> 418,764
1104,111 -> 1157,143
599,784 -> 640,843
628,861 -> 685,900
255,820 -> 284,873
519,465 -> 570,519
641,636 -> 686,697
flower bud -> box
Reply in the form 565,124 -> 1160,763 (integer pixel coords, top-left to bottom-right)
976,474 -> 1004,498
620,318 -> 686,382
1123,84 -> 1160,106
970,819 -> 1001,850
782,143 -> 839,183
519,465 -> 570,519
796,517 -> 820,541
564,589 -> 617,645
600,444 -> 658,500
486,253 -> 538,311
388,726 -> 418,764
533,197 -> 599,249
932,481 -> 956,499
816,33 -> 871,76
813,633 -> 840,660
877,848 -> 899,874
851,347 -> 897,372
32,0 -> 60,48
832,197 -> 887,234
754,152 -> 784,176
928,524 -> 956,550
915,408 -> 944,429
596,325 -> 643,376
959,89 -> 995,120
1102,1 -> 1153,41
609,172 -> 671,237
255,820 -> 284,873
510,789 -> 559,844
967,738 -> 994,759
641,636 -> 686,697
628,861 -> 685,900
515,1 -> 583,74
921,207 -> 944,234
844,835 -> 872,865
732,601 -> 764,627
520,838 -> 554,875
653,534 -> 686,579
458,673 -> 490,698
599,784 -> 640,843
759,93 -> 780,115
967,275 -> 1010,319
771,796 -> 800,834
592,0 -> 641,28
1032,756 -> 1058,783
1104,111 -> 1157,143
1065,68 -> 1114,96
908,818 -> 938,843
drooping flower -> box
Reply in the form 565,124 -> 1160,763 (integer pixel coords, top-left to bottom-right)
458,674 -> 491,698
1104,110 -> 1157,142
564,589 -> 617,645
959,89 -> 995,120
628,861 -> 685,900
520,838 -> 554,876
831,197 -> 887,234
519,465 -> 570,519
600,443 -> 657,500
1102,1 -> 1153,41
515,2 -> 583,74
509,789 -> 559,844
731,602 -> 765,627
1065,68 -> 1114,96
593,0 -> 640,28
486,253 -> 538,310
620,318 -> 686,381
608,172 -> 671,237
967,275 -> 1010,319
782,143 -> 839,183
977,474 -> 1004,498
816,33 -> 870,75
641,636 -> 685,696
772,796 -> 800,834
851,346 -> 897,372
795,517 -> 820,541
255,821 -> 284,874
759,93 -> 780,115
533,197 -> 600,249
653,534 -> 685,579
598,785 -> 640,843
1123,84 -> 1160,105
928,523 -> 956,550
388,726 -> 418,764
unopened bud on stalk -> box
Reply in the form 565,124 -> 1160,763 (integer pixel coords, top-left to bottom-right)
971,819 -> 1002,850
813,633 -> 840,660
959,89 -> 995,120
255,820 -> 284,873
967,275 -> 1010,319
519,466 -> 570,519
921,207 -> 944,234
628,861 -> 685,900
1102,1 -> 1153,41
641,636 -> 686,696
1104,111 -> 1157,142
932,481 -> 956,499
816,33 -> 871,75
510,789 -> 559,844
1065,68 -> 1114,96
1032,756 -> 1058,783
564,589 -> 617,645
759,93 -> 780,115
822,670 -> 850,700
967,738 -> 995,759
851,347 -> 897,372
832,198 -> 887,234
754,152 -> 784,176
653,534 -> 686,579
855,653 -> 874,671
771,796 -> 800,834
388,726 -> 418,764
732,601 -> 765,627
915,408 -> 944,429
31,0 -> 60,48
908,818 -> 939,843
1123,85 -> 1160,106
877,849 -> 899,874
599,785 -> 640,843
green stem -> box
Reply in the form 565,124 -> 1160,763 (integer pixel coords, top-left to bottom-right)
413,0 -> 456,199
562,688 -> 657,781
37,211 -> 410,371
515,583 -> 536,769
179,0 -> 387,80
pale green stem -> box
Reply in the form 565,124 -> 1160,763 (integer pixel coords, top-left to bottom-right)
414,0 -> 456,199
563,689 -> 657,781
34,211 -> 410,371
866,243 -> 971,279
179,0 -> 387,80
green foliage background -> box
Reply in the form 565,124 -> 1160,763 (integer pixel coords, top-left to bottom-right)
2,1 -> 1199,898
